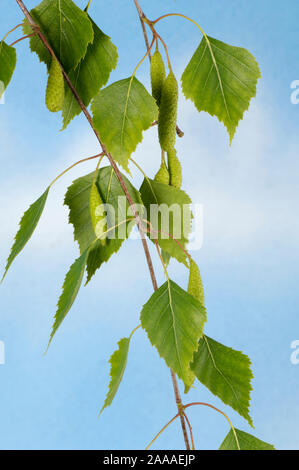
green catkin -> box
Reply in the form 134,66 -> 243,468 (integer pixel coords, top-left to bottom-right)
150,49 -> 166,106
90,182 -> 107,246
154,161 -> 170,185
188,259 -> 205,307
167,148 -> 182,189
46,58 -> 65,113
158,71 -> 178,152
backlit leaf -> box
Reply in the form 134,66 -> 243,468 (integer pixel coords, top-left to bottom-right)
191,335 -> 253,426
25,0 -> 94,71
92,77 -> 158,171
141,280 -> 206,386
0,41 -> 17,97
181,36 -> 261,142
100,337 -> 131,415
62,16 -> 118,129
2,188 -> 50,281
139,178 -> 192,265
220,428 -> 275,450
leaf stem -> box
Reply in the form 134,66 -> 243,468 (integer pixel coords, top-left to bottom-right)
49,152 -> 105,188
85,0 -> 92,13
2,24 -> 23,42
9,33 -> 36,47
152,13 -> 207,39
183,411 -> 195,450
183,402 -> 241,450
145,412 -> 180,450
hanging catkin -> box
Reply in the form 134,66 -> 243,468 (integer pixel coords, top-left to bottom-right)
188,259 -> 205,306
150,49 -> 166,106
154,161 -> 170,185
90,181 -> 107,246
46,58 -> 65,113
167,148 -> 182,189
158,71 -> 178,152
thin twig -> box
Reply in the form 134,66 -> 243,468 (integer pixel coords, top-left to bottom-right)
133,0 -> 184,138
15,0 -> 158,293
10,33 -> 36,47
50,152 -> 105,187
133,0 -> 190,450
184,402 -> 241,450
183,412 -> 195,450
146,412 -> 180,450
16,0 -> 187,450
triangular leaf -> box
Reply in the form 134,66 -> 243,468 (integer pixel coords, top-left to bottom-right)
139,178 -> 192,265
64,166 -> 142,283
62,16 -> 118,129
91,77 -> 158,171
141,280 -> 207,386
24,0 -> 94,72
48,249 -> 89,347
181,36 -> 261,142
191,335 -> 253,426
0,41 -> 17,97
100,337 -> 131,415
220,428 -> 275,450
2,188 -> 50,281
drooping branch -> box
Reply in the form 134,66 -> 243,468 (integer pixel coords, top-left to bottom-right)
15,0 -> 158,293
15,0 -> 188,450
133,0 -> 190,451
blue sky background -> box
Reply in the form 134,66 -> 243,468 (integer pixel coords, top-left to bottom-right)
0,0 -> 298,450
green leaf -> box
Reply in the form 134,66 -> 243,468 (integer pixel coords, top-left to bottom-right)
48,249 -> 89,347
100,337 -> 131,415
2,188 -> 50,281
141,280 -> 207,386
25,0 -> 94,72
139,178 -> 192,265
64,166 -> 142,283
220,428 -> 275,450
62,16 -> 118,129
0,41 -> 17,97
181,36 -> 261,143
91,77 -> 158,171
191,335 -> 253,426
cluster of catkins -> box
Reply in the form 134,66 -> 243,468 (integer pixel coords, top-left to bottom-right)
151,49 -> 182,190
151,49 -> 204,303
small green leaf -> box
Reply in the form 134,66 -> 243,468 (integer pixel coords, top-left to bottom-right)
48,249 -> 89,347
0,41 -> 17,97
220,428 -> 275,450
64,166 -> 142,283
2,188 -> 50,281
100,337 -> 131,415
91,77 -> 158,171
25,0 -> 94,71
139,178 -> 192,265
191,335 -> 253,426
62,16 -> 118,129
141,280 -> 206,386
181,36 -> 261,142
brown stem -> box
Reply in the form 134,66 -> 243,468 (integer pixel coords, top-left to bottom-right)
16,0 -> 188,450
133,0 -> 191,450
15,0 -> 158,292
9,33 -> 36,47
133,0 -> 184,138
183,412 -> 195,450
